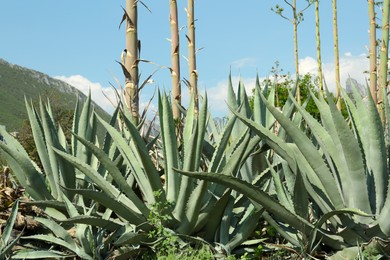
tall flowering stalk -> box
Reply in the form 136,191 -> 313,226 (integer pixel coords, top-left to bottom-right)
170,0 -> 181,120
124,0 -> 140,124
368,0 -> 378,104
187,0 -> 199,112
332,0 -> 341,110
272,0 -> 314,105
315,0 -> 324,96
379,0 -> 390,114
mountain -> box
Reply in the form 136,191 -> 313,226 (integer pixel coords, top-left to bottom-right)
0,58 -> 110,132
345,77 -> 367,97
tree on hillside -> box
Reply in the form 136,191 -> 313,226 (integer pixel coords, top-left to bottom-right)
250,73 -> 348,120
272,0 -> 314,105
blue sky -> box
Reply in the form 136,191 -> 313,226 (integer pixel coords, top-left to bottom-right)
0,1 -> 371,115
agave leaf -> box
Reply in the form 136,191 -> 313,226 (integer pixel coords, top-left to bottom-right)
310,208 -> 372,251
57,125 -> 77,193
177,170 -> 348,249
0,142 -> 52,201
207,112 -> 222,144
379,86 -> 390,235
174,121 -> 199,222
24,99 -> 53,181
219,195 -> 235,245
158,91 -> 180,202
278,84 -> 298,141
1,227 -> 24,258
200,190 -> 232,241
266,86 -> 276,130
69,133 -> 149,217
228,106 -> 297,173
114,231 -> 148,246
71,97 -> 81,157
65,188 -> 146,226
269,161 -> 294,212
233,81 -> 252,139
53,147 -> 144,215
253,74 -> 265,127
225,206 -> 264,253
61,216 -> 123,232
345,86 -> 387,214
0,117 -> 30,159
326,91 -> 371,214
12,250 -> 71,259
194,93 -> 208,170
262,211 -> 301,247
177,174 -> 208,234
222,130 -> 251,176
97,114 -> 161,205
98,105 -> 120,176
227,72 -> 238,117
121,111 -> 163,194
237,81 -> 252,119
280,158 -> 295,197
288,144 -> 337,221
177,170 -> 309,232
40,100 -> 64,199
295,92 -> 371,214
75,92 -> 93,163
34,217 -> 75,246
21,234 -> 92,260
97,114 -> 149,192
314,92 -> 371,215
183,94 -> 196,156
61,194 -> 94,256
23,200 -> 83,213
294,93 -> 345,194
1,200 -> 19,246
293,170 -> 309,219
208,114 -> 237,173
259,93 -> 344,210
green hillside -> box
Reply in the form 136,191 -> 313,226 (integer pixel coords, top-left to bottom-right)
0,58 -> 110,132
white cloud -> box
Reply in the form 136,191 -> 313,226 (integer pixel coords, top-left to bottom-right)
299,53 -> 369,92
55,74 -> 159,119
54,75 -> 118,114
231,58 -> 257,69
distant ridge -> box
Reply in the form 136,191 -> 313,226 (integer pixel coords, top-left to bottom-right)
0,58 -> 109,131
345,77 -> 367,97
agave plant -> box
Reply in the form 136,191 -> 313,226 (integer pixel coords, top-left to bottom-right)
63,88 -> 266,254
0,95 -> 150,258
178,80 -> 390,257
0,81 -> 267,258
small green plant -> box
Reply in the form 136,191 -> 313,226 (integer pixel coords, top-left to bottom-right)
146,190 -> 215,259
147,190 -> 178,257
